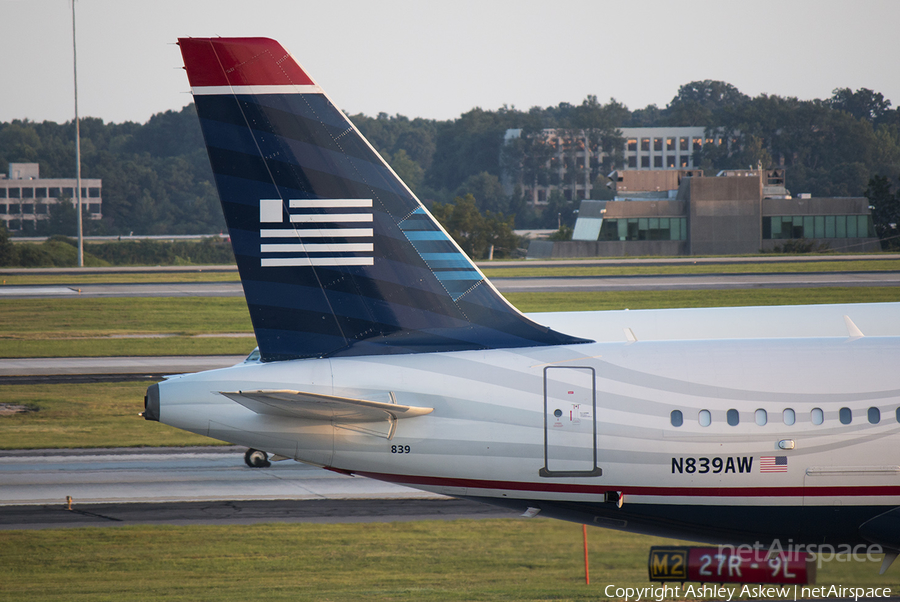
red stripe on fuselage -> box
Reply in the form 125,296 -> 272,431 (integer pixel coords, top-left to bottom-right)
352,470 -> 900,499
178,37 -> 314,88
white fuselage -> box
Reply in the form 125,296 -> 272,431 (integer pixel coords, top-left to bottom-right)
156,330 -> 900,543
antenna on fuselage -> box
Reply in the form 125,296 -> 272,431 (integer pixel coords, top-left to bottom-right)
843,315 -> 864,338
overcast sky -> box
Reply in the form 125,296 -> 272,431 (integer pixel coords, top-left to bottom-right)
2,0 -> 899,125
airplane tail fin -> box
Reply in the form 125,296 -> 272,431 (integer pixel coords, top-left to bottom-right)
178,37 -> 587,361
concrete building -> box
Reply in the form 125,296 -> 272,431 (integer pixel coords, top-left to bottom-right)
0,163 -> 102,232
503,126 -> 721,206
529,168 -> 880,257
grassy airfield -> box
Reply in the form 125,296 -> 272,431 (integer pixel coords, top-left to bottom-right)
2,257 -> 900,285
484,258 -> 900,278
1,520 -> 896,601
0,297 -> 254,358
0,381 -> 215,449
3,287 -> 900,357
2,263 -> 900,599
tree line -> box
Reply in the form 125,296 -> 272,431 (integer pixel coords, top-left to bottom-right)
1,81 -> 899,244
0,230 -> 236,268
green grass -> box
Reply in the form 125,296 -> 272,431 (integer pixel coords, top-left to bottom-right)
0,297 -> 252,337
3,258 -> 897,285
0,271 -> 240,285
506,287 -> 900,313
482,259 -> 900,279
0,381 -> 222,449
4,289 -> 900,358
2,337 -> 256,358
0,297 -> 255,357
0,520 -> 895,602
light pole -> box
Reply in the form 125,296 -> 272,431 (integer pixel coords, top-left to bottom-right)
72,0 -> 83,267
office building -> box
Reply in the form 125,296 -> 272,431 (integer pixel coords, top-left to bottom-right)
0,163 -> 102,231
530,168 -> 879,257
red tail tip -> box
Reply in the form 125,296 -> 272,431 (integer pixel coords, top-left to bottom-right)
178,37 -> 314,88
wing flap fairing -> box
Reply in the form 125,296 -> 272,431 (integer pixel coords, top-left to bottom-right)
220,389 -> 433,422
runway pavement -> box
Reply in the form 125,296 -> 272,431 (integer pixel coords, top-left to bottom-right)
0,355 -> 247,377
0,282 -> 244,298
0,355 -> 250,385
0,446 -> 526,529
0,446 -> 440,506
1,254 -> 898,276
486,254 -> 900,267
3,271 -> 900,298
495,271 -> 900,293
0,498 -> 520,530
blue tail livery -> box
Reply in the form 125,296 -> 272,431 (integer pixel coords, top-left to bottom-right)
178,37 -> 587,361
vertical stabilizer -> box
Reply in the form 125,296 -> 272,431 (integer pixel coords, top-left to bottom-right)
179,37 -> 587,361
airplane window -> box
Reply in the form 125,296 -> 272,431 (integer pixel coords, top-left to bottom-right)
727,409 -> 739,426
783,408 -> 795,425
868,407 -> 881,424
699,409 -> 711,427
897,407 -> 900,423
811,408 -> 824,425
670,410 -> 683,427
755,409 -> 767,426
839,407 -> 852,425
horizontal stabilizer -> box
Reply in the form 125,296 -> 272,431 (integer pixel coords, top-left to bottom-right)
220,389 -> 433,422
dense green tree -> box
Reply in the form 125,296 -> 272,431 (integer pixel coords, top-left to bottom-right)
426,107 -> 522,191
591,173 -> 615,200
352,112 -> 437,173
2,81 -> 900,238
569,95 -> 625,173
866,174 -> 900,249
0,110 -> 221,236
124,105 -> 205,158
626,103 -> 663,128
547,224 -> 573,241
455,172 -> 507,214
430,193 -> 518,259
500,126 -> 554,206
544,190 -> 578,230
0,122 -> 42,166
829,88 -> 892,124
698,90 -> 900,197
383,149 -> 424,193
666,80 -> 749,126
0,221 -> 15,265
35,197 -> 78,236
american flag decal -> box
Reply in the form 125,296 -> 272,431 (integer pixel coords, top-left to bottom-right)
258,198 -> 374,267
759,456 -> 788,473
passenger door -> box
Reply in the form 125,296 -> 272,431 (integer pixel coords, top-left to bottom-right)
540,366 -> 601,477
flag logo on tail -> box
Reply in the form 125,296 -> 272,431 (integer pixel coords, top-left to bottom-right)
258,199 -> 374,267
759,456 -> 788,473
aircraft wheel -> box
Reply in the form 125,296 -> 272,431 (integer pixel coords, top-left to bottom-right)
244,448 -> 271,468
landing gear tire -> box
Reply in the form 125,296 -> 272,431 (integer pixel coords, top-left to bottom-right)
244,448 -> 271,468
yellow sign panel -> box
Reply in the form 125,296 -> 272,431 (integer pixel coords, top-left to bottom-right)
648,547 -> 688,581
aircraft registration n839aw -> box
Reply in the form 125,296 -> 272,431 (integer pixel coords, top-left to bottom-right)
146,37 -> 900,572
